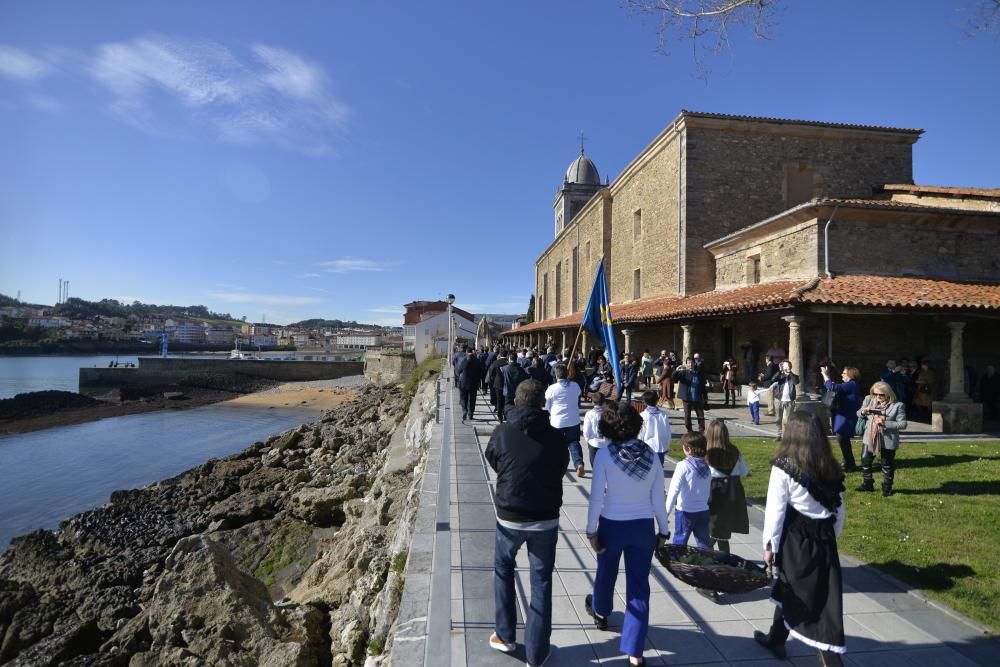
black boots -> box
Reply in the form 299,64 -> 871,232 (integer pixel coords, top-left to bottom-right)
882,461 -> 895,497
753,631 -> 787,659
856,463 -> 875,492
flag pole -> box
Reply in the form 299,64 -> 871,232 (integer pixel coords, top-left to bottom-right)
567,254 -> 604,382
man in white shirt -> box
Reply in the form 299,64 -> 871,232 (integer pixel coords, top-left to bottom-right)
545,364 -> 584,477
638,390 -> 671,466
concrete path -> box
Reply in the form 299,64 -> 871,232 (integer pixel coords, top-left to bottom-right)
439,384 -> 997,667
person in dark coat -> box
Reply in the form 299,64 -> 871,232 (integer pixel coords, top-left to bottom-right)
527,355 -> 551,386
500,353 -> 528,421
487,354 -> 508,418
672,357 -> 706,433
458,350 -> 484,422
821,364 -> 861,472
619,353 -> 638,404
485,380 -> 568,667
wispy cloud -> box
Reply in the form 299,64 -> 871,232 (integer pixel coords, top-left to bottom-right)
369,305 -> 404,314
0,46 -> 51,81
26,93 -> 61,112
370,317 -> 403,327
320,257 -> 397,273
213,282 -> 246,291
206,290 -> 323,305
86,35 -> 348,154
297,272 -> 321,279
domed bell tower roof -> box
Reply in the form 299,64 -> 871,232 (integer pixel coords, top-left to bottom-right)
564,150 -> 601,186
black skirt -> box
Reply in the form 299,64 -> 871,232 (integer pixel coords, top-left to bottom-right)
709,476 -> 750,539
770,506 -> 845,653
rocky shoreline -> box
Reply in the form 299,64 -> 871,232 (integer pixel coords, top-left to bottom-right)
0,373 -> 440,666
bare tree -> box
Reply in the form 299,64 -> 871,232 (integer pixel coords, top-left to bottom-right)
624,0 -> 781,76
624,0 -> 997,77
966,0 -> 1000,36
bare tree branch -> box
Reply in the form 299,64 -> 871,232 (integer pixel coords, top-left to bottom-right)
623,0 -> 780,77
965,0 -> 1000,37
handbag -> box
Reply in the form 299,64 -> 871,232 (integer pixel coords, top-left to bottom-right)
821,390 -> 840,411
854,413 -> 868,437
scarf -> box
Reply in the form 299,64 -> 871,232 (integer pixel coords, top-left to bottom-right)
607,438 -> 653,481
864,398 -> 887,456
688,455 -> 710,479
771,457 -> 844,513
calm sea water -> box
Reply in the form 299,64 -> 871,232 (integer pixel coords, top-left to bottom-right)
0,402 -> 317,549
0,355 -> 140,399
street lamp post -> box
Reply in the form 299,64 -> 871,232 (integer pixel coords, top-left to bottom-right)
446,294 -> 455,369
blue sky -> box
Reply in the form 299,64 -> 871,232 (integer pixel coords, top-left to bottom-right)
1,1 -> 998,325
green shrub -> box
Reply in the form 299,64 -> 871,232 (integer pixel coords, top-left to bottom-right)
367,633 -> 386,656
391,550 -> 408,574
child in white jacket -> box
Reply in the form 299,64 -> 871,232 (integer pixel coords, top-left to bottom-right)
638,390 -> 671,466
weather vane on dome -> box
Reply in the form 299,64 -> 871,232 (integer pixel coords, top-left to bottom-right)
578,130 -> 587,155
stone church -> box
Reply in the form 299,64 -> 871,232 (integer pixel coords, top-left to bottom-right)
506,110 -> 1000,432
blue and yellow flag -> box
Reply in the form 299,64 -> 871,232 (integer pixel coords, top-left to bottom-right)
581,258 -> 621,390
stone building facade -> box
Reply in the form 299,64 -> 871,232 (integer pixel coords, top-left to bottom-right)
508,111 -> 1000,432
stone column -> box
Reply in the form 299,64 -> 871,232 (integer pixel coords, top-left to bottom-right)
622,329 -> 633,355
782,315 -> 805,376
945,322 -> 969,402
681,324 -> 693,361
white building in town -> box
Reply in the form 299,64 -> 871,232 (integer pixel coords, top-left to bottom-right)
336,333 -> 383,349
412,309 -> 477,363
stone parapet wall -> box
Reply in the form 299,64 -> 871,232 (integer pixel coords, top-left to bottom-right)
365,350 -> 417,384
80,358 -> 364,390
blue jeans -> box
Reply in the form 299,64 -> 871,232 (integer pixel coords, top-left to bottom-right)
557,424 -> 584,469
592,517 -> 655,659
749,402 -> 760,424
494,522 -> 558,666
673,510 -> 711,550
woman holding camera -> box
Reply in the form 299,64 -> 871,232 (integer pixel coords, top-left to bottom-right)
856,381 -> 907,496
820,365 -> 861,472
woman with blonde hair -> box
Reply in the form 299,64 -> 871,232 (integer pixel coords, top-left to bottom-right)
856,380 -> 907,496
699,419 -> 750,603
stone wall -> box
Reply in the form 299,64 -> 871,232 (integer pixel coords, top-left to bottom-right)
608,130 -> 683,304
827,214 -> 1000,282
535,190 -> 610,321
684,124 -> 916,295
364,350 -> 417,384
80,358 -> 364,389
713,221 -> 820,288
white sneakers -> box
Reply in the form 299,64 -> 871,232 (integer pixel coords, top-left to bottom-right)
488,632 -> 515,653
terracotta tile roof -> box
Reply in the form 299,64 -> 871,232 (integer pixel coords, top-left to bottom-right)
615,281 -> 804,323
881,184 -> 1000,198
508,276 -> 1000,334
681,110 -> 923,135
800,276 -> 1000,311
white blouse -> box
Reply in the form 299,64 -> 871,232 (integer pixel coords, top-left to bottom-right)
710,454 -> 749,478
582,407 -> 609,449
586,446 -> 670,535
762,467 -> 845,554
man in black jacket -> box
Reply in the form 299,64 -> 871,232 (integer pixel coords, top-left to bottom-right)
767,361 -> 799,440
485,379 -> 568,667
458,350 -> 483,422
500,352 -> 528,420
672,356 -> 707,433
487,353 -> 508,416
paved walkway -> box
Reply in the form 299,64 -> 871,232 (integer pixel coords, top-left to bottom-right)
440,383 -> 997,667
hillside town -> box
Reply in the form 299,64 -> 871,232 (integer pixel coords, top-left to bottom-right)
0,301 -> 403,352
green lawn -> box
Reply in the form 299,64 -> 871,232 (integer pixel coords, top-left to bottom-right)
668,438 -> 1000,631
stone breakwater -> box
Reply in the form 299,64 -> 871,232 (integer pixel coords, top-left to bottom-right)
0,378 -> 440,666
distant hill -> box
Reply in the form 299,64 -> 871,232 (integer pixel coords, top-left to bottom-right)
288,318 -> 387,330
0,294 -> 241,325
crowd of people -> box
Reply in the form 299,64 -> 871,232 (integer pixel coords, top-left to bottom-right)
462,343 -> 850,667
